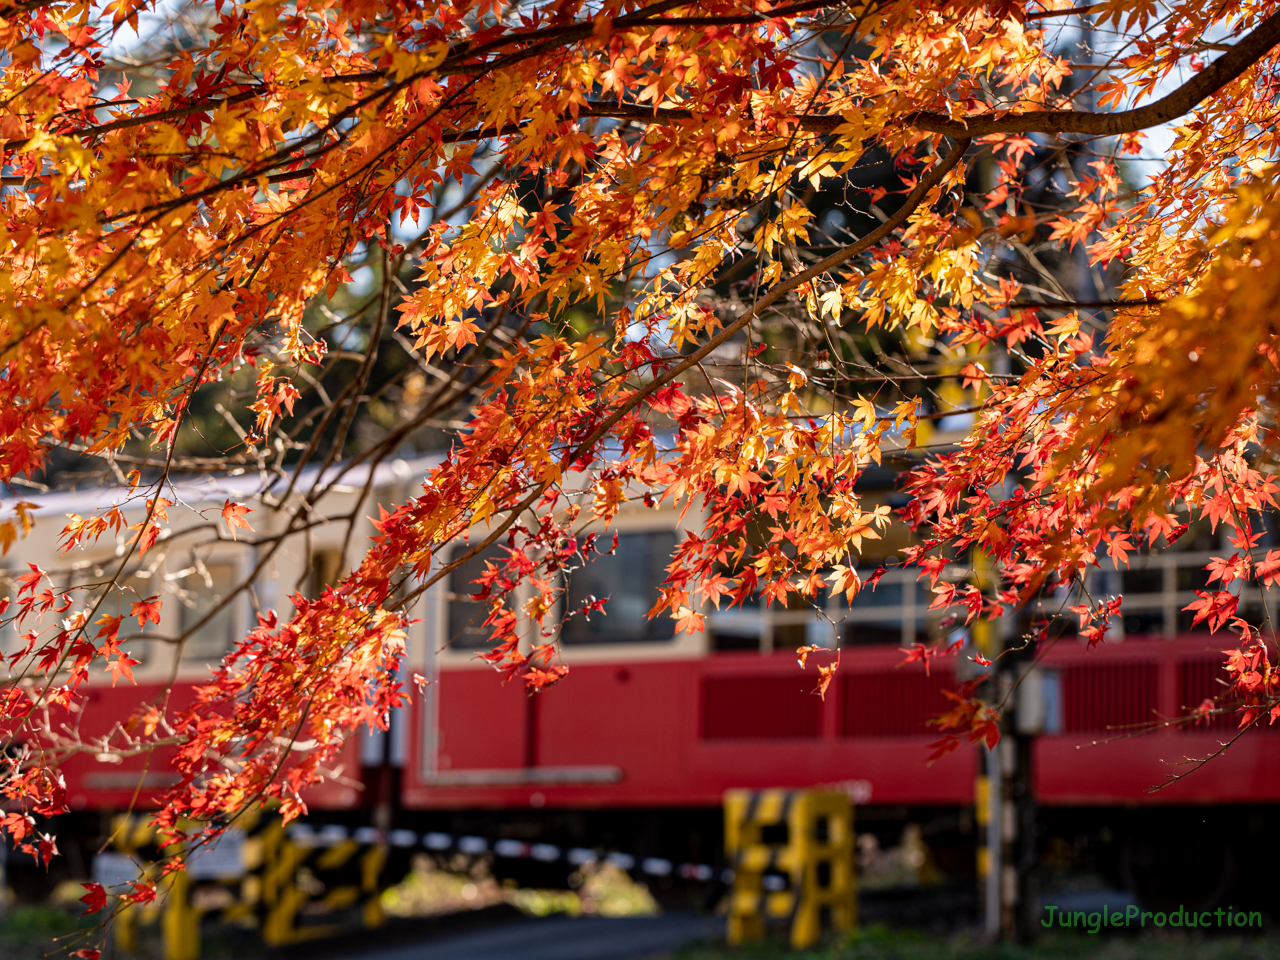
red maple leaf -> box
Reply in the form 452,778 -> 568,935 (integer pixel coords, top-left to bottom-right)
79,881 -> 107,915
1257,548 -> 1280,587
1190,698 -> 1215,724
1183,590 -> 1239,633
15,563 -> 42,596
2,812 -> 33,842
125,880 -> 157,905
106,654 -> 140,687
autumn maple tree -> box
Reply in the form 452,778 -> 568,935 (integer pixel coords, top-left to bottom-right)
2,0 -> 1280,924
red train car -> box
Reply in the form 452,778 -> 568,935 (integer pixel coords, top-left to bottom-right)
0,465 -> 405,899
6,470 -> 1278,913
401,523 -> 1280,807
391,518 -> 1280,909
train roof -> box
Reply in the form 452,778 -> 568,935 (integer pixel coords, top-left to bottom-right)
0,452 -> 445,521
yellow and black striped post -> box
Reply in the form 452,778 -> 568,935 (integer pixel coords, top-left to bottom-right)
724,789 -> 856,949
162,869 -> 200,960
257,821 -> 388,946
106,814 -> 160,955
975,772 -> 991,886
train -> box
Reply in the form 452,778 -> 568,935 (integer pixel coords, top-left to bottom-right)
4,455 -> 1279,918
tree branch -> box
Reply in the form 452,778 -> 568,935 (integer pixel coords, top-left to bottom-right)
578,8 -> 1280,138
15,3 -> 1274,184
868,8 -> 1280,137
398,136 -> 970,606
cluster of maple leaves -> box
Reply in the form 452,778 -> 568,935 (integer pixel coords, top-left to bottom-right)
0,0 -> 1278,940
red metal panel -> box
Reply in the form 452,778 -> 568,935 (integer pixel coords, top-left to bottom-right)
436,668 -> 528,771
68,633 -> 1280,812
401,652 -> 976,809
1033,635 -> 1280,803
1178,658 -> 1237,732
842,667 -> 954,736
688,739 -> 974,805
537,661 -> 694,790
702,676 -> 821,739
62,682 -> 185,811
1062,660 -> 1158,732
62,682 -> 361,811
299,736 -> 364,809
1034,733 -> 1280,804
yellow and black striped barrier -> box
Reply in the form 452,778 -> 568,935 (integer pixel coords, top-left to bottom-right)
96,813 -> 734,957
100,814 -> 389,959
103,812 -> 269,960
724,789 -> 856,949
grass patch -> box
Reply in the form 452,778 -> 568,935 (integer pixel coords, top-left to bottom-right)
0,904 -> 101,960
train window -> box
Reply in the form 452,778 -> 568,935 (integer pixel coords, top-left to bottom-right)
1174,607 -> 1214,634
446,542 -> 507,649
1259,510 -> 1280,547
561,530 -> 678,644
1163,517 -> 1216,553
1121,567 -> 1163,596
848,580 -> 906,608
111,569 -> 156,666
707,617 -> 831,653
1236,603 -> 1268,629
836,569 -> 919,645
0,581 -> 15,660
179,564 -> 238,662
1042,669 -> 1062,734
710,626 -> 761,652
1122,610 -> 1165,636
840,621 -> 904,646
773,621 -> 807,650
307,548 -> 343,599
1174,564 -> 1212,593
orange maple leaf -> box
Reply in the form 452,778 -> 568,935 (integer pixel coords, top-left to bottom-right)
130,596 -> 162,628
221,499 -> 254,540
